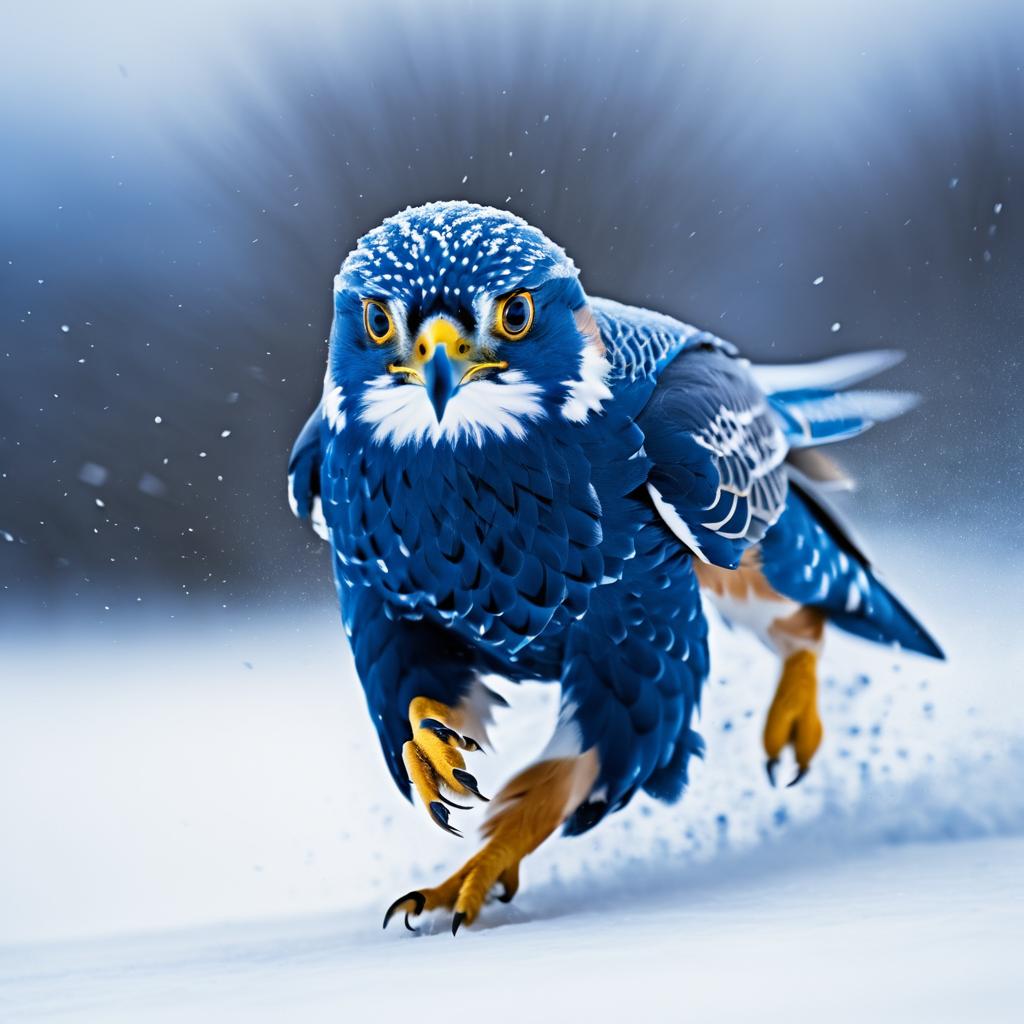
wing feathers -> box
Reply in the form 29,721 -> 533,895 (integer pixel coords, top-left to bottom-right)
751,349 -> 905,393
771,388 -> 920,448
638,348 -> 789,568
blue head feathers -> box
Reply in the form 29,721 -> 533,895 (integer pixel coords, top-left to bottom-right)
326,201 -> 610,449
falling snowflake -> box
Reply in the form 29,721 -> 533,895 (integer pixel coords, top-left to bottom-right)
138,473 -> 167,498
78,462 -> 109,487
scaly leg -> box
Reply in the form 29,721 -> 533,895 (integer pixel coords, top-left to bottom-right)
763,648 -> 824,787
384,751 -> 598,934
695,555 -> 825,787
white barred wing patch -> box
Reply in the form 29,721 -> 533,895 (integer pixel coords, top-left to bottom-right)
694,399 -> 788,542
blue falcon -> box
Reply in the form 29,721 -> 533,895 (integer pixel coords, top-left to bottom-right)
288,201 -> 942,932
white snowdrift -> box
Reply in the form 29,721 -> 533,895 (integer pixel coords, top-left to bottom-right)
1,538 -> 1021,1021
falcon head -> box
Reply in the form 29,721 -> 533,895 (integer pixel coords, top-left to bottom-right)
326,201 -> 610,448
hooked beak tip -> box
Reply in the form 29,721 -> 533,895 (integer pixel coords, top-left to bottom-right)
425,346 -> 456,421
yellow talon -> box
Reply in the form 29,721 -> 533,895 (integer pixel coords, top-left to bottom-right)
384,752 -> 598,934
404,697 -> 488,835
763,649 -> 823,787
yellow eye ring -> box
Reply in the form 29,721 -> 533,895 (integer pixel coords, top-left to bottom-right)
494,290 -> 534,340
363,299 -> 395,345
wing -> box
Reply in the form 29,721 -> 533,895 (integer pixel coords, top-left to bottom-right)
768,387 -> 920,448
751,348 -> 906,393
590,295 -> 737,384
636,346 -> 789,569
760,482 -> 944,659
752,348 -> 919,448
287,401 -> 329,539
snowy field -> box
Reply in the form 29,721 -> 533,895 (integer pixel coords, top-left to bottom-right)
2,542 -> 1023,1022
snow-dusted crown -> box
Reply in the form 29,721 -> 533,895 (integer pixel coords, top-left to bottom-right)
337,201 -> 578,304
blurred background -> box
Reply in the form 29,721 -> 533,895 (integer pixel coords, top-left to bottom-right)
2,0 -> 1021,624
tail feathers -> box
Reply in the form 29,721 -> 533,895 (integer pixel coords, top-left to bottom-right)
770,387 -> 920,448
831,571 -> 945,660
752,348 -> 905,393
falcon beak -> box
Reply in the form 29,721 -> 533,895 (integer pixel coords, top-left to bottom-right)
387,316 -> 508,422
423,343 -> 458,421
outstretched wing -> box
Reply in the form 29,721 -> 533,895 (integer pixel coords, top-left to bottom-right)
636,346 -> 789,569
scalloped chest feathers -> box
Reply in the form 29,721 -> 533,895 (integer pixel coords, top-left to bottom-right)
322,418 -> 650,658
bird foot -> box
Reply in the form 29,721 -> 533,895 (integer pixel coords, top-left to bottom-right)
382,846 -> 521,935
403,697 -> 489,836
385,752 -> 597,934
763,649 -> 823,787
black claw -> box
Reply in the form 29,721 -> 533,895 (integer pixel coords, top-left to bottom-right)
787,766 -> 809,788
766,758 -> 779,788
462,735 -> 485,753
498,884 -> 515,904
436,792 -> 472,810
452,768 -> 490,802
429,800 -> 463,837
419,717 -> 462,746
383,890 -> 426,930
452,911 -> 465,936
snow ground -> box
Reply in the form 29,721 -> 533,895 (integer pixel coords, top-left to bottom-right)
3,837 -> 1022,1023
2,545 -> 1022,1021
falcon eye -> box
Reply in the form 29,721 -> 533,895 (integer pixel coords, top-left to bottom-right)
494,290 -> 534,340
363,299 -> 395,345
